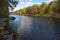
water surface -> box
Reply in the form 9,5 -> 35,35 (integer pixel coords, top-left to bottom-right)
9,15 -> 60,40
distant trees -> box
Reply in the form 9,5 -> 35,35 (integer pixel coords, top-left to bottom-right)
48,1 -> 56,16
12,0 -> 60,16
26,7 -> 31,15
40,3 -> 48,16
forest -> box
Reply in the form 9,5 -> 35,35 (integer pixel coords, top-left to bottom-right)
12,1 -> 60,17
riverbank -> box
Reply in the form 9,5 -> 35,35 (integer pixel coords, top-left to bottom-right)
19,15 -> 60,18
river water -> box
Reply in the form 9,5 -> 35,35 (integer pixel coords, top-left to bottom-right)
9,15 -> 60,40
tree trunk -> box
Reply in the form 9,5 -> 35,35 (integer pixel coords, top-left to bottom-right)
0,0 -> 9,40
0,0 -> 9,18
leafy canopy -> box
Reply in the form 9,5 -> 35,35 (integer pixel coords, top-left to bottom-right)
9,0 -> 18,10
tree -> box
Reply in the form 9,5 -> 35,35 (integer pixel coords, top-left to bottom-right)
0,0 -> 18,37
0,0 -> 18,17
56,0 -> 60,6
48,1 -> 57,16
55,0 -> 60,14
51,0 -> 60,14
25,7 -> 31,15
9,0 -> 18,11
40,2 -> 47,16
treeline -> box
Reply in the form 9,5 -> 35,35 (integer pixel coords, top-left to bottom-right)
12,1 -> 60,16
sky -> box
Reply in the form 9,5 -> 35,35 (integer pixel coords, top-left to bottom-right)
10,0 -> 53,12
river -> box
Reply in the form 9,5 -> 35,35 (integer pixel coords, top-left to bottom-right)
9,15 -> 60,40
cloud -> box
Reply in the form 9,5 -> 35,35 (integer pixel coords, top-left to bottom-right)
21,2 -> 25,4
50,0 -> 53,1
20,0 -> 33,4
20,0 -> 34,7
20,0 -> 41,7
36,2 -> 41,4
26,2 -> 34,6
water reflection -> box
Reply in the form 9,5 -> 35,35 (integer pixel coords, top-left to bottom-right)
9,15 -> 22,32
9,15 -> 60,40
53,18 -> 60,40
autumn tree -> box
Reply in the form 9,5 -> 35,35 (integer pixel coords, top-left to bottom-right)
25,7 -> 32,15
32,4 -> 40,15
40,2 -> 47,16
12,0 -> 60,16
48,1 -> 57,16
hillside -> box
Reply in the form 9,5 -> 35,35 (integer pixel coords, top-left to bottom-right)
11,1 -> 60,17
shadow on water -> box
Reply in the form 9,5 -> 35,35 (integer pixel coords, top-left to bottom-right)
52,18 -> 60,40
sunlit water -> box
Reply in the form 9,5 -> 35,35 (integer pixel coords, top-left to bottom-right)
9,15 -> 60,40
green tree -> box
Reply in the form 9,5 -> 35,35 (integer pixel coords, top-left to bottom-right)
48,1 -> 56,16
25,7 -> 31,15
40,2 -> 47,16
55,0 -> 60,14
